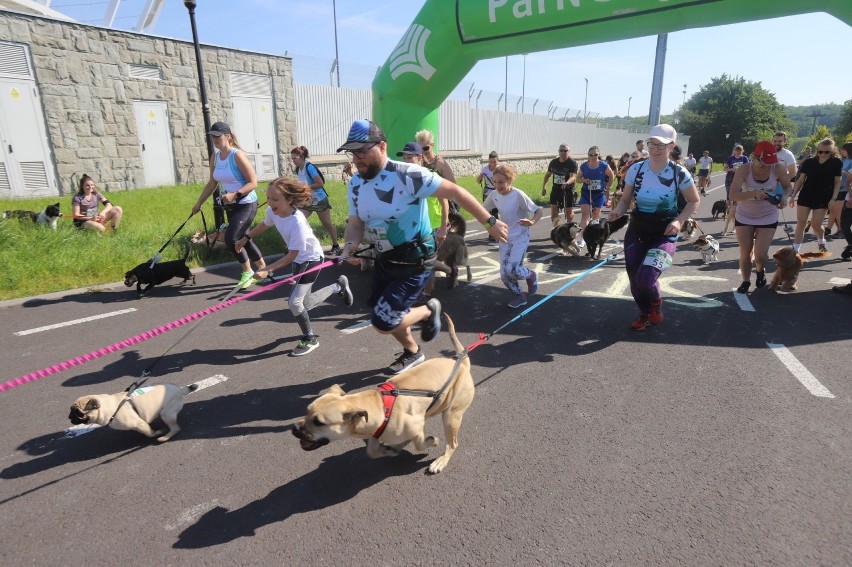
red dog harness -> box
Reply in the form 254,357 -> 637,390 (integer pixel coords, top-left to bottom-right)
373,382 -> 399,439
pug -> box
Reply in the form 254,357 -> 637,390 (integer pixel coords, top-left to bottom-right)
292,314 -> 473,474
68,383 -> 197,442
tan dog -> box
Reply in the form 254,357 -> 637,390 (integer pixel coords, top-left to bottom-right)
721,203 -> 735,236
769,247 -> 831,292
292,315 -> 473,474
68,384 -> 197,442
191,229 -> 227,252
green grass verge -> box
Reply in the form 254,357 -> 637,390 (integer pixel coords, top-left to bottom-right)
0,173 -> 551,300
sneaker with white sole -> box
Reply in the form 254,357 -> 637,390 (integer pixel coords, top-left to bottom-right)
507,294 -> 527,308
337,275 -> 353,306
237,271 -> 256,289
388,348 -> 425,374
421,298 -> 442,342
290,336 -> 319,356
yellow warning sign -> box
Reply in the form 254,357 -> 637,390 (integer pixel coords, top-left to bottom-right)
148,110 -> 156,119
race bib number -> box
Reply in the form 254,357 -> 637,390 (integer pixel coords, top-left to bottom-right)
130,386 -> 155,398
553,174 -> 566,185
588,179 -> 602,191
643,248 -> 673,272
365,226 -> 393,253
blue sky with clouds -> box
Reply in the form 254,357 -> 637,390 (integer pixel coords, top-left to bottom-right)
51,0 -> 851,117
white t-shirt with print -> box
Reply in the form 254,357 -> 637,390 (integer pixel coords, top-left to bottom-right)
776,148 -> 797,174
262,208 -> 323,264
348,159 -> 442,253
483,188 -> 538,237
698,156 -> 713,171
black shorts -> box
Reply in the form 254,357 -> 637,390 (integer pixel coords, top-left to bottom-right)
549,185 -> 576,209
698,169 -> 710,178
734,219 -> 778,229
797,188 -> 833,210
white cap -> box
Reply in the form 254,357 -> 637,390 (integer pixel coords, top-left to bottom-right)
648,123 -> 677,144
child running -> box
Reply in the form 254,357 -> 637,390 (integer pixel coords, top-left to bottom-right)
483,164 -> 543,308
235,177 -> 353,356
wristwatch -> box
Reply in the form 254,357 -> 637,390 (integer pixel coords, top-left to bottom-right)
483,215 -> 497,228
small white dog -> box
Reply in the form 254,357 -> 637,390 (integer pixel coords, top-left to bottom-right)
693,235 -> 720,264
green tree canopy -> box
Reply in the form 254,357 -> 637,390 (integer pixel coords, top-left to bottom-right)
678,75 -> 795,160
836,99 -> 852,143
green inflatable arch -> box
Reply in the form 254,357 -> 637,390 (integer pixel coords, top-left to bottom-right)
373,0 -> 852,149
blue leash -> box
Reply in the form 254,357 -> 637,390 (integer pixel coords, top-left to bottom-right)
484,245 -> 627,340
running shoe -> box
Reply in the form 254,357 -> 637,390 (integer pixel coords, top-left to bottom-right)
421,298 -> 442,342
507,294 -> 527,309
290,336 -> 319,357
755,271 -> 767,289
736,281 -> 751,294
631,313 -> 651,331
330,244 -> 343,256
648,300 -> 663,325
841,246 -> 852,261
337,275 -> 353,306
388,348 -> 425,374
237,271 -> 256,289
819,243 -> 828,253
526,271 -> 538,295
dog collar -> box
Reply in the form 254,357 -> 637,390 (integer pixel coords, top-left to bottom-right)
373,382 -> 398,439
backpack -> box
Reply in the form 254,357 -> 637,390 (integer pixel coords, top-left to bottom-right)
296,161 -> 325,184
634,159 -> 689,213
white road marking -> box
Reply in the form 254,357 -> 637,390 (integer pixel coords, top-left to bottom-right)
15,308 -> 138,336
534,253 -> 559,262
732,289 -> 756,312
766,343 -> 834,398
828,277 -> 849,286
60,378 -> 220,438
342,319 -> 372,334
192,374 -> 228,391
468,273 -> 503,287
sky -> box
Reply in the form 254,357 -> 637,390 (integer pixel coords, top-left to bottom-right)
48,0 -> 851,118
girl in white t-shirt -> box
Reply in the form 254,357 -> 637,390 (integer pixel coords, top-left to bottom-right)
482,164 -> 543,308
236,177 -> 353,357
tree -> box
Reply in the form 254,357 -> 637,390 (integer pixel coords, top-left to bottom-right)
678,75 -> 796,160
806,125 -> 834,153
835,99 -> 852,142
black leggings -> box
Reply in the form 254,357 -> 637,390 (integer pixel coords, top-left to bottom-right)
840,206 -> 852,246
226,202 -> 262,264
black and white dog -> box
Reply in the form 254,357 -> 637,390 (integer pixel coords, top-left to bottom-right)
551,222 -> 583,256
124,246 -> 195,298
2,203 -> 62,230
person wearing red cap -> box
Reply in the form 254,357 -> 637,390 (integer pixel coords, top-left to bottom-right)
790,138 -> 843,253
728,140 -> 793,293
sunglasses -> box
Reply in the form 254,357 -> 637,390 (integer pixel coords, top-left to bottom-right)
345,143 -> 379,159
588,153 -> 599,157
816,150 -> 832,155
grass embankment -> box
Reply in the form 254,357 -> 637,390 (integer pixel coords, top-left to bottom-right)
0,173 -> 551,300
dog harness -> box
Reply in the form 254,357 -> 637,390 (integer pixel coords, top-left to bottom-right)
372,354 -> 468,439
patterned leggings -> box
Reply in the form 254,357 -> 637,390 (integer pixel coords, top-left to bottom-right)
499,231 -> 532,295
623,229 -> 677,313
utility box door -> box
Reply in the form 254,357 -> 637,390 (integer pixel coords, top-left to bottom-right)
133,100 -> 175,187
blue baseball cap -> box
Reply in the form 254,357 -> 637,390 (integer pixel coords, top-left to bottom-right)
337,119 -> 386,152
396,142 -> 423,157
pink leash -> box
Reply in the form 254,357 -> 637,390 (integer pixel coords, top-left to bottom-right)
1,260 -> 337,392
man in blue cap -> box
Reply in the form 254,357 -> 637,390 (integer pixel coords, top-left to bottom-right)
339,120 -> 508,374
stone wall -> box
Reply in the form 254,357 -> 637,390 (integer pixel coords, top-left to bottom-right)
0,11 -> 296,194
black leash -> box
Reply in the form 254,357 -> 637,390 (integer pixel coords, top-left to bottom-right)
149,213 -> 194,268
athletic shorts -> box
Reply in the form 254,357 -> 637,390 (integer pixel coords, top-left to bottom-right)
797,187 -> 833,210
698,169 -> 710,178
301,198 -> 331,213
549,185 -> 576,209
578,190 -> 606,209
367,262 -> 432,332
734,219 -> 778,229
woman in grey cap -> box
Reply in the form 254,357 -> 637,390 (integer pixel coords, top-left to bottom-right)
191,121 -> 267,289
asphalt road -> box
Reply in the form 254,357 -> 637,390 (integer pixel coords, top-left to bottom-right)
1,172 -> 850,566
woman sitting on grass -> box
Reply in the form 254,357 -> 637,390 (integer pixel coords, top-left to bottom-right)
71,174 -> 123,233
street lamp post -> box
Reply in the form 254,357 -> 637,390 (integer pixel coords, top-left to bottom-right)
332,0 -> 341,87
504,56 -> 508,111
682,83 -> 687,106
583,77 -> 588,123
184,0 -> 213,160
627,96 -> 632,119
521,53 -> 527,114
